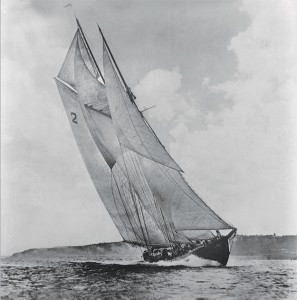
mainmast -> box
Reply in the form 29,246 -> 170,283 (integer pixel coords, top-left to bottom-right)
97,24 -> 136,101
76,18 -> 105,84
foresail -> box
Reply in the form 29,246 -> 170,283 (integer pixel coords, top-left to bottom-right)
103,43 -> 182,172
55,79 -> 141,244
138,156 -> 233,231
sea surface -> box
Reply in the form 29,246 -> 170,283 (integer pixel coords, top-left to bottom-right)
1,255 -> 297,299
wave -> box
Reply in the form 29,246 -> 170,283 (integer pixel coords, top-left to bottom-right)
78,254 -> 220,268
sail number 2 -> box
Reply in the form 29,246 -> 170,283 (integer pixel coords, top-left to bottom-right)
71,112 -> 78,124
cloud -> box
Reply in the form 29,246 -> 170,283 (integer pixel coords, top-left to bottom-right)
168,0 -> 297,234
134,68 -> 197,122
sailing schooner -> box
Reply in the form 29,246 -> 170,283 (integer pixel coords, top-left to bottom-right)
54,18 -> 236,266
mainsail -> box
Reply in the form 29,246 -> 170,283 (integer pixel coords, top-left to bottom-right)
55,21 -> 234,250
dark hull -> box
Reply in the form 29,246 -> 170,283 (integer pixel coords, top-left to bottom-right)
142,230 -> 236,266
191,237 -> 230,266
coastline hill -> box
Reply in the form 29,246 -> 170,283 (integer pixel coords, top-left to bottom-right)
9,235 -> 297,260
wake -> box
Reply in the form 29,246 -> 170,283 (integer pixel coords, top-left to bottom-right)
89,254 -> 220,268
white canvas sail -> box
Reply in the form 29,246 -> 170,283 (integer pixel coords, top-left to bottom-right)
115,151 -> 189,244
138,155 -> 232,231
73,40 -> 188,243
55,23 -> 235,251
103,43 -> 182,172
55,79 -> 171,245
112,162 -> 170,246
56,31 -> 171,246
58,30 -> 78,88
74,38 -> 118,167
54,79 -> 139,242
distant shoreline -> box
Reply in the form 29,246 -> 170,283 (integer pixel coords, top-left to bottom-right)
7,235 -> 297,260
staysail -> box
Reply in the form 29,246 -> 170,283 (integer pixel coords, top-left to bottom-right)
139,157 -> 232,231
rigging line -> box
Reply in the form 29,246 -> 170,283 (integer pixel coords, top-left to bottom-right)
105,59 -> 218,236
103,194 -> 139,240
122,155 -> 149,246
126,136 -> 172,244
157,162 -> 231,227
112,114 -> 149,246
180,171 -> 233,227
98,25 -> 139,89
105,51 -> 180,242
84,33 -> 104,66
130,152 -> 171,242
102,34 -> 182,170
142,116 -> 183,172
77,28 -> 99,79
111,169 -> 140,238
129,153 -> 171,244
102,32 -> 230,228
129,154 -> 160,221
121,168 -> 149,246
130,153 -> 175,245
128,157 -> 152,242
104,44 -> 182,174
100,26 -> 182,173
76,18 -> 105,83
111,170 -> 144,243
138,195 -> 151,245
100,29 -> 131,96
158,201 -> 175,246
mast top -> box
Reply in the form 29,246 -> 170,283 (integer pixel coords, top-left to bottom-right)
75,17 -> 105,84
97,23 -> 136,101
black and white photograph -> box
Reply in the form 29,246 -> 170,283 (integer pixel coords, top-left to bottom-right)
1,0 -> 297,299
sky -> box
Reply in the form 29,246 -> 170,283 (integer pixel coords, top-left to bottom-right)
1,0 -> 297,255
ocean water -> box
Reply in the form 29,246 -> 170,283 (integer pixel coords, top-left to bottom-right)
1,255 -> 296,299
